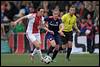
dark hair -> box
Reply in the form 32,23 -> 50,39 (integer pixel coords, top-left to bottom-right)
69,5 -> 76,9
37,7 -> 44,11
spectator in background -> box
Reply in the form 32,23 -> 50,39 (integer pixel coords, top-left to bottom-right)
15,1 -> 33,17
94,14 -> 99,33
85,3 -> 94,20
93,3 -> 99,24
79,18 -> 87,35
1,24 -> 6,39
64,5 -> 69,13
1,1 -> 10,23
60,11 -> 64,18
85,14 -> 94,53
4,1 -> 19,21
83,1 -> 90,9
74,1 -> 81,10
1,1 -> 10,37
78,2 -> 88,19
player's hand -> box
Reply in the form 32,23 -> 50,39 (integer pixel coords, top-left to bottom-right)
11,21 -> 17,27
58,31 -> 65,37
77,30 -> 80,36
49,30 -> 54,35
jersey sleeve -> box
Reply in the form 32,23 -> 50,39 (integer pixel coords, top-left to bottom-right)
73,17 -> 78,29
24,14 -> 34,19
59,19 -> 62,24
61,14 -> 66,23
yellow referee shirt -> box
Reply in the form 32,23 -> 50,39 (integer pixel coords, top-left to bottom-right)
61,13 -> 77,32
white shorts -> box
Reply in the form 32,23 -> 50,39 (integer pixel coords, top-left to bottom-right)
26,33 -> 41,43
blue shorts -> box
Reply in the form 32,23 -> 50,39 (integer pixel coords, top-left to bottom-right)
45,32 -> 62,45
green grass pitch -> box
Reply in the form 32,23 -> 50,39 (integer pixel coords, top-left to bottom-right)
1,53 -> 99,66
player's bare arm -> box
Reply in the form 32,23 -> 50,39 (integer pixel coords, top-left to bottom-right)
73,21 -> 80,34
58,23 -> 65,37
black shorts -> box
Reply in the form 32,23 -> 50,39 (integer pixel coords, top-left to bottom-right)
61,31 -> 73,44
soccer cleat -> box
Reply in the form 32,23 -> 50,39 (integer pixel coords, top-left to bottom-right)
29,54 -> 34,62
51,60 -> 56,63
66,58 -> 71,61
40,57 -> 44,62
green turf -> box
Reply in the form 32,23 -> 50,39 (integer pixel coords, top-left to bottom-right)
1,53 -> 99,66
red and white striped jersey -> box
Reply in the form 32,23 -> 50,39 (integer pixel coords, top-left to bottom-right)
25,13 -> 45,34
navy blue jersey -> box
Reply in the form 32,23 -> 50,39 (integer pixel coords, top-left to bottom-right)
44,16 -> 62,34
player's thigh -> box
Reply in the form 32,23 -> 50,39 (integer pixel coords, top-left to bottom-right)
26,33 -> 40,48
32,40 -> 40,48
68,41 -> 72,47
46,33 -> 56,47
55,35 -> 63,49
61,33 -> 68,45
67,31 -> 73,47
49,39 -> 56,47
34,33 -> 41,45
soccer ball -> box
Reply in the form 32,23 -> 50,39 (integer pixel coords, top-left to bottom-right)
43,55 -> 52,64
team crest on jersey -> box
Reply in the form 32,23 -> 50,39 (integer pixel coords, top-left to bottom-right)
49,21 -> 58,26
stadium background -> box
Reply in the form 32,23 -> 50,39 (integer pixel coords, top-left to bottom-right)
1,1 -> 99,54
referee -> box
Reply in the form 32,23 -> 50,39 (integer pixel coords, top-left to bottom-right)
61,6 -> 80,61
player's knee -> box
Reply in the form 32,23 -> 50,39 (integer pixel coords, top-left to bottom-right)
55,45 -> 59,50
50,40 -> 56,47
68,41 -> 72,48
62,45 -> 66,49
51,44 -> 56,47
33,40 -> 40,49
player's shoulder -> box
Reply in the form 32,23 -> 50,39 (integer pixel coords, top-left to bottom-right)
49,16 -> 53,19
62,13 -> 69,18
62,13 -> 68,17
26,13 -> 36,18
73,15 -> 76,19
32,13 -> 37,17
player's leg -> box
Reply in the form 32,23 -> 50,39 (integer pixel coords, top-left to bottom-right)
26,33 -> 43,61
66,41 -> 72,61
31,40 -> 43,59
46,34 -> 56,55
51,45 -> 59,61
26,34 -> 35,61
32,33 -> 43,59
60,32 -> 67,51
51,35 -> 62,61
66,31 -> 73,61
29,42 -> 35,54
47,39 -> 56,55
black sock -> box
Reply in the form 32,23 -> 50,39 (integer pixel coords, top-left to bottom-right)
59,46 -> 63,51
47,46 -> 55,55
30,50 -> 33,53
66,48 -> 72,59
52,50 -> 58,60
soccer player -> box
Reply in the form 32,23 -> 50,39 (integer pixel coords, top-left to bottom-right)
11,7 -> 45,62
61,6 -> 80,61
44,9 -> 64,62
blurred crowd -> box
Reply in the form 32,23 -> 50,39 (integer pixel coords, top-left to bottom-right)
1,1 -> 99,36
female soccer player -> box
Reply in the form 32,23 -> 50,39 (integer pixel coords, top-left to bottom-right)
44,9 -> 64,62
11,7 -> 45,62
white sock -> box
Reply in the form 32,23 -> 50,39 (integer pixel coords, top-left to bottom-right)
37,49 -> 43,59
31,48 -> 37,56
